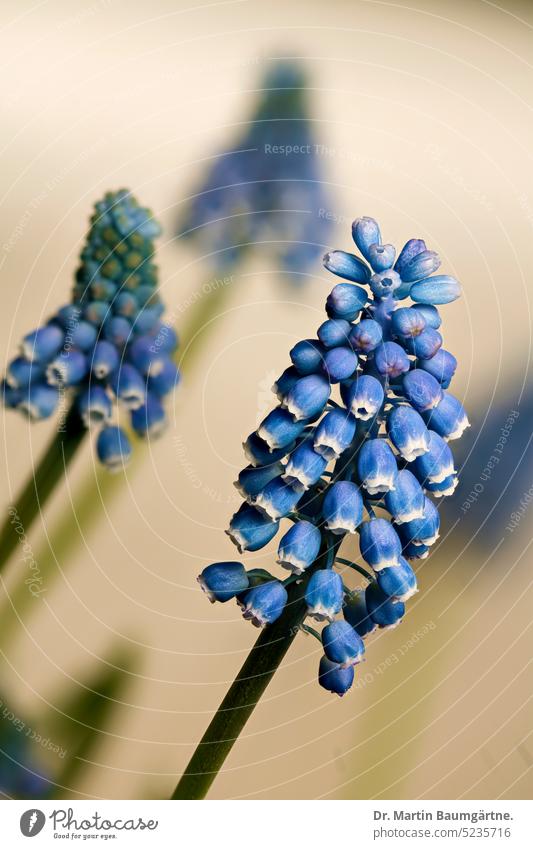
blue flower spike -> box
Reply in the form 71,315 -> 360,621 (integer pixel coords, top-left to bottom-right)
176,60 -> 334,278
200,214 -> 467,696
2,190 -> 178,468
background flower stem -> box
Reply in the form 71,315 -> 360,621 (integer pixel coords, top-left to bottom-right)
0,406 -> 86,574
172,538 -> 341,800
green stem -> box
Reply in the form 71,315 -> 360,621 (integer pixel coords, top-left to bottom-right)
172,584 -> 306,800
171,537 -> 341,800
0,406 -> 86,574
335,557 -> 373,582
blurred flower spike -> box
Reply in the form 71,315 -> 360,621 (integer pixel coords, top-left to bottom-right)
177,59 -> 333,279
198,215 -> 468,696
2,190 -> 179,470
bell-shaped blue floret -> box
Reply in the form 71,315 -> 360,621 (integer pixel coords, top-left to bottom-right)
236,462 -> 285,501
391,307 -> 427,339
258,407 -> 307,450
384,468 -> 426,524
282,374 -> 331,422
243,432 -> 294,467
277,520 -> 321,575
323,250 -> 371,284
422,392 -> 470,441
19,383 -> 59,420
402,540 -> 430,560
103,315 -> 133,348
344,375 -> 384,421
254,476 -> 302,521
46,350 -> 88,387
394,238 -> 426,277
411,430 -> 455,485
399,249 -> 441,283
352,216 -> 381,261
386,405 -> 430,461
326,282 -> 368,321
348,318 -> 383,353
418,348 -> 457,389
147,358 -> 180,396
6,357 -> 45,389
110,363 -> 146,410
305,569 -> 344,621
414,304 -> 441,329
374,341 -> 410,378
400,496 -> 440,546
424,474 -> 458,497
359,518 -> 402,571
317,319 -> 351,348
198,561 -> 249,603
239,581 -> 288,627
272,366 -> 300,401
21,325 -> 64,363
322,346 -> 358,383
70,321 -> 98,352
77,385 -> 112,426
282,440 -> 328,490
290,339 -> 324,375
370,268 -> 402,299
322,481 -> 363,535
376,557 -> 418,602
343,590 -> 376,637
410,274 -> 461,305
367,243 -> 396,273
313,408 -> 356,460
402,369 -> 444,411
318,655 -> 354,696
404,328 -> 442,359
322,620 -> 365,667
96,425 -> 132,471
90,340 -> 120,379
365,581 -> 405,628
357,438 -> 397,495
128,335 -> 168,376
130,394 -> 167,438
226,503 -> 279,553
1,380 -> 22,409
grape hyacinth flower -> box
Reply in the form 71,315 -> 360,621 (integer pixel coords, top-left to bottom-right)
176,60 -> 332,278
198,215 -> 468,697
1,190 -> 179,469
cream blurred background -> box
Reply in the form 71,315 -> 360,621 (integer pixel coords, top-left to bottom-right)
0,0 -> 531,800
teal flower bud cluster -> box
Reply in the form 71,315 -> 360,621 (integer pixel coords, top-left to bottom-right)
198,216 -> 468,696
2,190 -> 179,469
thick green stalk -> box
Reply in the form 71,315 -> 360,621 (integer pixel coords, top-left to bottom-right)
0,406 -> 86,574
172,539 -> 340,800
